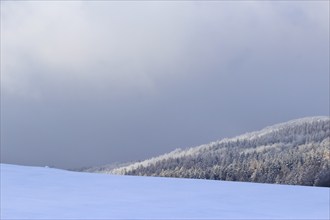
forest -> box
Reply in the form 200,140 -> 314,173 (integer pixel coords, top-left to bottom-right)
87,117 -> 330,187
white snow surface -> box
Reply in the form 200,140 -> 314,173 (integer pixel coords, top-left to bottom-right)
1,164 -> 329,219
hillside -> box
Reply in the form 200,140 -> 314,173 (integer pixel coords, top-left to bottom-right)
89,116 -> 330,186
1,164 -> 329,219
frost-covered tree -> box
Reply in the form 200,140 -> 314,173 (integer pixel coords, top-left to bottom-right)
86,117 -> 330,187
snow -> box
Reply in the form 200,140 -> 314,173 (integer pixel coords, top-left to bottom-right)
109,116 -> 329,174
1,164 -> 329,219
235,116 -> 329,141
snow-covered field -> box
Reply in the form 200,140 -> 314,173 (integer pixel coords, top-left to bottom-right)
1,164 -> 329,219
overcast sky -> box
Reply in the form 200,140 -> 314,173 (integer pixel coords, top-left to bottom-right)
1,1 -> 329,169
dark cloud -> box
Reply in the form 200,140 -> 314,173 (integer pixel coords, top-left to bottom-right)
1,1 -> 329,168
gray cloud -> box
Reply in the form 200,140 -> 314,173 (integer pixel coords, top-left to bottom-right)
1,1 -> 329,168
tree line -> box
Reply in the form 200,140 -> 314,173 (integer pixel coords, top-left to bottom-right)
105,117 -> 330,187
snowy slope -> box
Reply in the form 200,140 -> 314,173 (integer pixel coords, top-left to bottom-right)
101,116 -> 329,186
235,116 -> 329,141
109,116 -> 329,173
1,164 -> 329,219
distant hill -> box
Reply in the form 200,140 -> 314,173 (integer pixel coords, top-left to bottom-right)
85,116 -> 330,187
